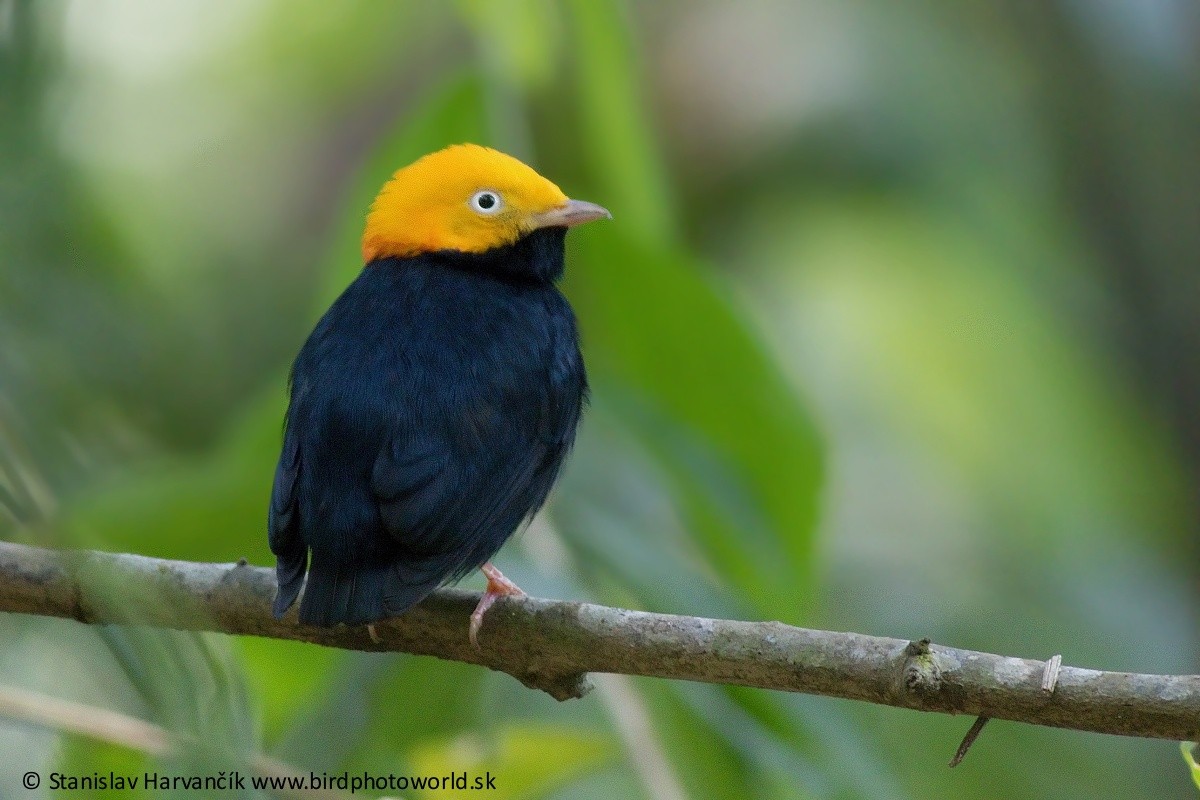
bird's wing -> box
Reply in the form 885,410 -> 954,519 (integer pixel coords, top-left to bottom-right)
268,425 -> 307,617
370,418 -> 547,570
370,367 -> 580,589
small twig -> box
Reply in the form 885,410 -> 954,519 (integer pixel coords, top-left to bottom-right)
949,716 -> 992,767
0,684 -> 169,757
594,674 -> 690,800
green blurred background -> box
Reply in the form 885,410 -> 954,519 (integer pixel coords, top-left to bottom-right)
2,0 -> 1198,797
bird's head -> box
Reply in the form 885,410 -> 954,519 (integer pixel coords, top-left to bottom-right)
361,144 -> 610,264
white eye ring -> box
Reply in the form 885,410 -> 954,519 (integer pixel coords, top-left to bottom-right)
469,190 -> 503,214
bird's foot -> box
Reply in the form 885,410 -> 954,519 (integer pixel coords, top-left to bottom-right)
367,624 -> 382,645
469,562 -> 526,649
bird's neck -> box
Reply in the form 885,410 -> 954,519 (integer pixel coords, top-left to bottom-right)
369,226 -> 568,285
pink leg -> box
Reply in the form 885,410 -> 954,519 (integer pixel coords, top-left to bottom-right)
469,562 -> 526,648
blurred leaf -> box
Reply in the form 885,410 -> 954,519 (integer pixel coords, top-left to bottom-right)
456,0 -> 563,92
563,0 -> 674,244
97,626 -> 259,756
1183,742 -> 1200,792
346,656 -> 487,772
564,231 -> 823,617
523,0 -> 826,618
637,683 -> 788,800
272,653 -> 394,773
407,725 -> 614,800
57,389 -> 283,563
57,737 -> 153,798
238,637 -> 345,744
218,2 -> 445,106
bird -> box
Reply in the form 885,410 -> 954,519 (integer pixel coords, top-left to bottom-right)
267,144 -> 609,646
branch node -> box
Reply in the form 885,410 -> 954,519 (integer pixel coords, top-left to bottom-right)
1041,654 -> 1063,695
949,715 -> 991,767
903,638 -> 942,695
904,637 -> 932,657
514,669 -> 592,701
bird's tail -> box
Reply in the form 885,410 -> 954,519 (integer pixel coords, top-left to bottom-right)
298,555 -> 441,627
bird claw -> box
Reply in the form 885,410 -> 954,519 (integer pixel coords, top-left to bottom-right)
367,623 -> 382,644
469,562 -> 526,649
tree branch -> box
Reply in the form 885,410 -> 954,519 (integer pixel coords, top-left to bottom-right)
1,541 -> 1196,741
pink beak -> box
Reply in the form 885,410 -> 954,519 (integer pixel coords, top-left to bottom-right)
532,199 -> 612,229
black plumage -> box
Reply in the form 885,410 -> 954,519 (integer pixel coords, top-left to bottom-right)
269,226 -> 586,626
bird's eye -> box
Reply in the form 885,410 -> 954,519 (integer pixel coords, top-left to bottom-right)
469,191 -> 502,214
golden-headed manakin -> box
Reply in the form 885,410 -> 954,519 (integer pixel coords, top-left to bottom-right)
268,144 -> 609,645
